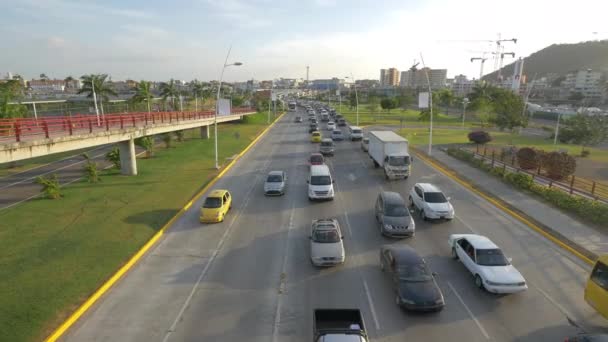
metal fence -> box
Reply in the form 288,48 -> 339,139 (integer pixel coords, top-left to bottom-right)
460,146 -> 608,203
0,108 -> 255,143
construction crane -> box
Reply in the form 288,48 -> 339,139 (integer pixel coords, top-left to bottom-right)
497,52 -> 516,81
471,57 -> 488,81
492,35 -> 517,71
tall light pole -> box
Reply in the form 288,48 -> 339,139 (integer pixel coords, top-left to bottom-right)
554,112 -> 562,146
91,75 -> 100,125
215,46 -> 242,169
420,53 -> 434,155
461,97 -> 469,128
345,74 -> 359,126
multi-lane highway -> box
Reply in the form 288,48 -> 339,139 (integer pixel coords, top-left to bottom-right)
61,106 -> 605,342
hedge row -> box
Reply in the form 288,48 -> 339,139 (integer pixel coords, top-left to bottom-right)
446,147 -> 608,226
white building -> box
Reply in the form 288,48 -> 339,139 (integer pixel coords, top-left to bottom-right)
562,69 -> 603,99
399,68 -> 447,89
28,79 -> 66,93
450,74 -> 474,96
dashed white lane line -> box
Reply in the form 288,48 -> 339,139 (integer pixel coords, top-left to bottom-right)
454,214 -> 479,234
272,203 -> 296,342
447,282 -> 490,340
362,279 -> 381,331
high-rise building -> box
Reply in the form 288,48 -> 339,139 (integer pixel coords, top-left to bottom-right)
562,69 -> 603,99
399,68 -> 447,89
379,68 -> 399,86
450,74 -> 474,96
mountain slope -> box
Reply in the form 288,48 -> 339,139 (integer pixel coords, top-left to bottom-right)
483,40 -> 608,81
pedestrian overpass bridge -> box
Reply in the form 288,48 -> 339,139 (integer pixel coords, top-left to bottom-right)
0,108 -> 257,175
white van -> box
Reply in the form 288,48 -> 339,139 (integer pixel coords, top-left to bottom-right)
307,164 -> 335,201
349,126 -> 363,141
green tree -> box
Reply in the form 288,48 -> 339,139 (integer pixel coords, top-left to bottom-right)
82,153 -> 100,183
380,97 -> 397,112
232,96 -> 244,107
0,80 -> 27,119
78,74 -> 117,115
559,113 -> 608,153
437,88 -> 455,115
397,93 -> 415,110
135,136 -> 154,158
349,92 -> 357,109
191,80 -> 204,110
131,80 -> 153,114
159,79 -> 179,111
489,88 -> 526,131
474,98 -> 495,128
105,147 -> 121,169
35,174 -> 62,199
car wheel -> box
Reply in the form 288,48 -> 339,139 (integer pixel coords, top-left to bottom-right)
420,209 -> 427,221
475,275 -> 484,289
451,247 -> 459,260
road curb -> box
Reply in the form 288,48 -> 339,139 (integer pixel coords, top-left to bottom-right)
44,112 -> 285,342
411,146 -> 597,266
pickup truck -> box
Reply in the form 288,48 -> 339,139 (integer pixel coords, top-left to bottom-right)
313,309 -> 368,342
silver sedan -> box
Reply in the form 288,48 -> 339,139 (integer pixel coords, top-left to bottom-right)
264,170 -> 287,196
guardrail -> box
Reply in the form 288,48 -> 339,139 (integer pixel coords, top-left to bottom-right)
461,145 -> 608,203
0,108 -> 255,143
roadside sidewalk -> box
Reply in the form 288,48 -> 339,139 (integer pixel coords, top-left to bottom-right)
427,146 -> 608,257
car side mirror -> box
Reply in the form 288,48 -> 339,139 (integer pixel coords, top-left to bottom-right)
447,197 -> 452,201
508,257 -> 513,263
410,209 -> 415,214
341,235 -> 345,239
332,180 -> 335,184
432,272 -> 438,277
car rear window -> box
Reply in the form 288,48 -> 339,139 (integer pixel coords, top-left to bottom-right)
310,155 -> 323,163
312,229 -> 340,243
203,197 -> 222,208
267,174 -> 283,182
424,192 -> 447,203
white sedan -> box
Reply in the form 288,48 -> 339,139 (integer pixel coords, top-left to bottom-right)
310,219 -> 345,267
448,234 -> 527,294
326,121 -> 336,131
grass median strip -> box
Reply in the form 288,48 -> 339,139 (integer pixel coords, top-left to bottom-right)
0,112 -> 273,342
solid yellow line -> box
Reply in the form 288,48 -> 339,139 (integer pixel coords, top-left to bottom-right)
413,150 -> 595,266
45,112 -> 285,342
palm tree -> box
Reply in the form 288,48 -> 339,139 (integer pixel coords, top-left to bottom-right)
159,79 -> 179,111
191,80 -> 204,111
39,73 -> 49,81
78,74 -> 117,116
132,81 -> 153,114
437,88 -> 455,115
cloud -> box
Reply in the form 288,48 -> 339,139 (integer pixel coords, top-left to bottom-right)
46,36 -> 67,48
203,0 -> 273,28
13,0 -> 154,20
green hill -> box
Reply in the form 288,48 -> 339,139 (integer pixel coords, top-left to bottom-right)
483,40 -> 608,81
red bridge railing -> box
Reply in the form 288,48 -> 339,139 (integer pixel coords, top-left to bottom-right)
0,108 -> 255,143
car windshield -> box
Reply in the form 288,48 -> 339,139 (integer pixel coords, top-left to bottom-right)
388,156 -> 410,166
424,192 -> 447,203
312,228 -> 340,243
321,141 -> 333,146
203,197 -> 222,208
333,130 -> 342,135
311,175 -> 331,185
267,174 -> 283,182
352,129 -> 362,134
398,263 -> 433,282
312,132 -> 320,136
385,204 -> 409,217
363,139 -> 369,144
476,249 -> 509,266
310,155 -> 323,163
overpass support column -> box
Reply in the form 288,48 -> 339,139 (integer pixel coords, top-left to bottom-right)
119,138 -> 138,175
200,125 -> 210,139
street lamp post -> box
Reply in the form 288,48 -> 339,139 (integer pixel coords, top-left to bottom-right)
215,46 -> 242,169
345,74 -> 359,126
420,53 -> 433,155
553,112 -> 562,146
461,97 -> 469,128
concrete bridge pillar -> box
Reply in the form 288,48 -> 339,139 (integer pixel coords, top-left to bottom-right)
119,138 -> 138,175
200,125 -> 210,139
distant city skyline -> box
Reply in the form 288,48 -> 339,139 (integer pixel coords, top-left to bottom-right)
1,0 -> 606,82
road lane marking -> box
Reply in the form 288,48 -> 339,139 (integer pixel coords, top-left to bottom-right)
413,150 -> 595,266
454,215 -> 478,234
272,203 -> 296,342
45,113 -> 285,342
362,280 -> 381,331
534,285 -> 577,325
447,281 -> 490,340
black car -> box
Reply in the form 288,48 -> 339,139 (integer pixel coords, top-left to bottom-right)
380,245 -> 445,311
337,118 -> 346,127
295,116 -> 302,123
309,123 -> 319,133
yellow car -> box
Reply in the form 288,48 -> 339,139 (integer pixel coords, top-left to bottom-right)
311,131 -> 322,143
585,254 -> 608,319
200,189 -> 232,223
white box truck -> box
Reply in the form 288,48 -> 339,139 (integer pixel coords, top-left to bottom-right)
368,131 -> 411,180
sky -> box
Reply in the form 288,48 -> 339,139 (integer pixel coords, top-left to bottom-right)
0,0 -> 606,82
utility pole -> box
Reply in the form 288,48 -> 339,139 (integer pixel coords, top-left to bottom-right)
420,53 -> 434,156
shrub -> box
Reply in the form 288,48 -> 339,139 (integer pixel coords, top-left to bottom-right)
82,153 -> 100,183
516,147 -> 542,170
490,166 -> 506,178
467,131 -> 492,144
581,150 -> 590,158
35,174 -> 62,199
541,151 -> 576,180
504,172 -> 534,190
161,133 -> 172,148
135,136 -> 154,158
175,130 -> 184,142
105,147 -> 121,169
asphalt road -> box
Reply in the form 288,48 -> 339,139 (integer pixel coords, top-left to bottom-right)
0,144 -> 116,210
61,107 -> 606,342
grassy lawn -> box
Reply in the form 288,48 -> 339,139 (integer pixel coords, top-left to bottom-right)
0,112 -> 273,342
0,147 -> 102,178
336,107 -> 478,127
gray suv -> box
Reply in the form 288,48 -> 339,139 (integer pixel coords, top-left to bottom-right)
319,138 -> 335,156
374,191 -> 415,237
264,170 -> 287,196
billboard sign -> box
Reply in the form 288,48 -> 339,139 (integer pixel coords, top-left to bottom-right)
218,98 -> 231,116
418,92 -> 429,109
